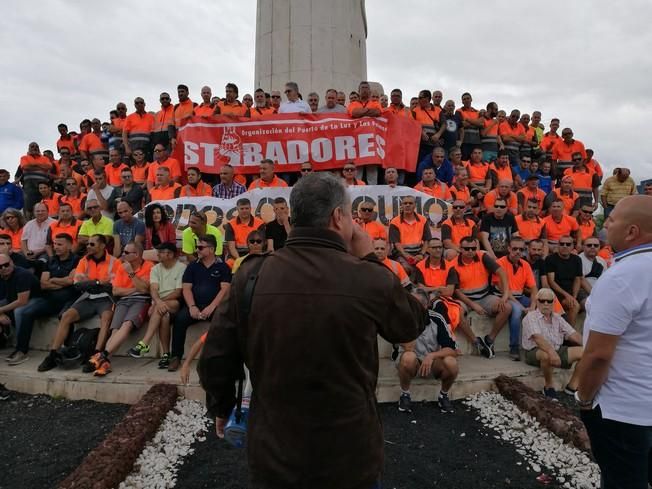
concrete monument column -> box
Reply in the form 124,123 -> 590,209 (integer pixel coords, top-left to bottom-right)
255,0 -> 368,101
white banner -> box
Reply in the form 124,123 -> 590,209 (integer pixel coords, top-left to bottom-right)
147,185 -> 451,230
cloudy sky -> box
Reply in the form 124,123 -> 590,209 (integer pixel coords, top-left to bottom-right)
2,0 -> 651,181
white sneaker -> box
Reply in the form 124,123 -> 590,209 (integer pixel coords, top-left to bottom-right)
7,351 -> 29,366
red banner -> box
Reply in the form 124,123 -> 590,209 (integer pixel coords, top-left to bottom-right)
173,113 -> 421,174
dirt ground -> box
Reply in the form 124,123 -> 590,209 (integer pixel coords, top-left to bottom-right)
175,399 -> 563,489
0,386 -> 128,489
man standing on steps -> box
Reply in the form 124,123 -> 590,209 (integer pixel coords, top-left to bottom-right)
199,173 -> 426,489
577,194 -> 652,489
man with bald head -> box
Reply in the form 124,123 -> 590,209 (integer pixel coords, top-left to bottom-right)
195,86 -> 215,117
577,195 -> 652,489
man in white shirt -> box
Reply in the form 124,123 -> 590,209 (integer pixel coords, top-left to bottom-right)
278,82 -> 311,114
86,169 -> 116,219
21,202 -> 54,263
577,195 -> 652,489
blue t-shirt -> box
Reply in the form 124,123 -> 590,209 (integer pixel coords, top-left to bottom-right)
182,258 -> 232,308
113,218 -> 146,247
537,172 -> 553,195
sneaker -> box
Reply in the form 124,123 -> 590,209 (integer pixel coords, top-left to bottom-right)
157,353 -> 170,369
37,351 -> 59,372
484,335 -> 495,359
82,352 -> 103,373
128,341 -> 150,358
438,393 -> 455,413
476,336 -> 491,358
509,346 -> 520,361
542,387 -> 558,401
564,385 -> 577,396
7,351 -> 28,366
398,392 -> 412,412
167,356 -> 181,372
93,358 -> 112,377
5,350 -> 18,362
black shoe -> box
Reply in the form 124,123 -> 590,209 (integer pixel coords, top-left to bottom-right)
398,392 -> 412,412
476,336 -> 490,358
438,393 -> 454,413
542,387 -> 558,401
158,353 -> 170,369
484,335 -> 495,359
37,351 -> 59,372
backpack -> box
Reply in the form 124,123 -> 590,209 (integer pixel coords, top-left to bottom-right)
59,327 -> 100,368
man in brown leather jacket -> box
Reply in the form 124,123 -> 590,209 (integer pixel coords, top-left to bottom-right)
199,172 -> 427,489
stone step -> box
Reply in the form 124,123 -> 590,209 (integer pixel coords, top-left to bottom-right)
0,348 -> 573,405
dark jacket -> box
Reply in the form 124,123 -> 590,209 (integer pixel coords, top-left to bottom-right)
199,227 -> 426,489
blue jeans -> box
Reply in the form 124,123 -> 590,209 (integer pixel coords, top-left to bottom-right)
581,405 -> 652,489
508,296 -> 530,350
14,296 -> 64,353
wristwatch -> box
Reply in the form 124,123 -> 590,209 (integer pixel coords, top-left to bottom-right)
574,390 -> 593,408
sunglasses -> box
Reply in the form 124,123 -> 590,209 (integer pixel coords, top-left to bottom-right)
271,95 -> 281,99
360,208 -> 374,212
160,97 -> 170,101
135,101 -> 145,105
0,263 -> 11,269
572,158 -> 582,162
559,242 -> 574,247
494,205 -> 507,209
538,299 -> 554,304
249,239 -> 263,244
196,245 -> 208,251
66,182 -> 77,186
87,242 -> 97,247
123,250 -> 137,255
581,209 -> 592,214
585,243 -> 600,248
301,168 -> 312,172
462,246 -> 477,251
452,205 -> 465,209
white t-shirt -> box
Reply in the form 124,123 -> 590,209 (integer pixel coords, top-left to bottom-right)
278,99 -> 311,114
583,243 -> 652,425
87,185 -> 115,219
579,252 -> 607,287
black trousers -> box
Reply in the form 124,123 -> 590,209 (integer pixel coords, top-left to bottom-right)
171,305 -> 211,359
581,405 -> 652,489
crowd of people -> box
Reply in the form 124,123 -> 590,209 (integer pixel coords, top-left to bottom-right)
1,80 -> 649,408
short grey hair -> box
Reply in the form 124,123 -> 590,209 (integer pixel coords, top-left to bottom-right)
290,173 -> 349,228
285,81 -> 299,93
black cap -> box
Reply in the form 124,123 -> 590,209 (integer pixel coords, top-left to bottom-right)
156,242 -> 177,253
526,174 -> 540,181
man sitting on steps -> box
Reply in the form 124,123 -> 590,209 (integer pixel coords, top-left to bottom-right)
128,242 -> 185,369
38,234 -> 120,372
84,241 -> 153,376
396,288 -> 459,414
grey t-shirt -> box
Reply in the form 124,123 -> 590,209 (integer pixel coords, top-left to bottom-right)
317,104 -> 348,114
113,218 -> 146,247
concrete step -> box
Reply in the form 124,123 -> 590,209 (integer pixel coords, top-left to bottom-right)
0,350 -> 204,404
0,348 -> 573,406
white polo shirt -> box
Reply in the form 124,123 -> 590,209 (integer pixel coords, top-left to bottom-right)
583,242 -> 652,425
278,99 -> 311,114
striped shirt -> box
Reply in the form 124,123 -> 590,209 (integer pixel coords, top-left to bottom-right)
212,181 -> 247,199
600,176 -> 637,206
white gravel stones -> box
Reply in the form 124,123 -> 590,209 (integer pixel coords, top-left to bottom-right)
120,399 -> 210,489
464,391 -> 600,489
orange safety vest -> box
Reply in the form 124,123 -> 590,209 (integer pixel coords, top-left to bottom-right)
153,105 -> 175,133
515,215 -> 545,241
441,217 -> 475,246
180,181 -> 213,197
452,251 -> 492,300
74,253 -> 118,283
61,194 -> 87,219
389,214 -> 429,255
49,218 -> 82,244
149,183 -> 181,201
